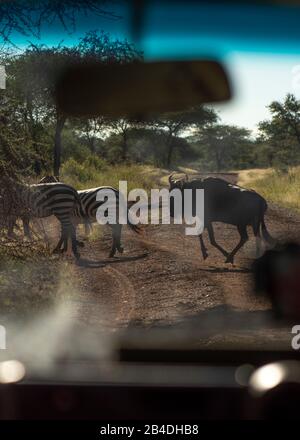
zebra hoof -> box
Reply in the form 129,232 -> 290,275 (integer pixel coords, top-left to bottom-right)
118,247 -> 124,254
109,250 -> 116,258
225,255 -> 234,264
203,253 -> 208,260
76,241 -> 85,248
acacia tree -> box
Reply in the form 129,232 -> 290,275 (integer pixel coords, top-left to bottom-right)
107,119 -> 133,160
6,31 -> 142,176
149,106 -> 218,167
75,117 -> 106,153
6,45 -> 82,176
0,1 -> 118,44
258,94 -> 300,167
196,124 -> 252,171
259,94 -> 300,144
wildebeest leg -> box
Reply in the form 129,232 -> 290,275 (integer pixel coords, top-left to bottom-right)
207,223 -> 229,258
225,224 -> 249,264
252,218 -> 263,258
199,234 -> 208,259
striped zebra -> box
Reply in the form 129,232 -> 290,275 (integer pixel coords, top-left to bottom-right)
77,186 -> 140,257
39,176 -> 140,257
4,178 -> 85,259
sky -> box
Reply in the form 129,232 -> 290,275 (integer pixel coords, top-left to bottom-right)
214,52 -> 300,135
4,2 -> 300,137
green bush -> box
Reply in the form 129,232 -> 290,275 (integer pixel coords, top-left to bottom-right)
61,156 -> 154,191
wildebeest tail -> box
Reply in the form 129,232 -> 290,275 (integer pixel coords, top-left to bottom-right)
260,199 -> 276,245
261,219 -> 276,245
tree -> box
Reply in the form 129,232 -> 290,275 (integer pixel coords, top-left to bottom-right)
5,31 -> 142,176
196,124 -> 252,171
148,106 -> 218,167
75,117 -> 106,154
263,94 -> 300,145
7,45 -> 83,176
0,1 -> 118,45
108,119 -> 133,161
258,94 -> 300,168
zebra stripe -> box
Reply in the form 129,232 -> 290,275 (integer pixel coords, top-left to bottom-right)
9,182 -> 83,258
74,186 -> 120,224
37,177 -> 141,257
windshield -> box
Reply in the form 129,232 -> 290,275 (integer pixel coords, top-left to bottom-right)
0,0 -> 300,380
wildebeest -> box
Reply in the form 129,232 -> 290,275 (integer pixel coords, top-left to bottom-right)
168,173 -> 275,263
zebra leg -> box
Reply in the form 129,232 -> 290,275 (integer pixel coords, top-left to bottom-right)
109,225 -> 118,257
84,221 -> 93,237
22,217 -> 32,239
76,240 -> 85,248
115,224 -> 124,254
225,224 -> 249,264
62,229 -> 69,253
207,223 -> 229,258
7,217 -> 17,239
53,230 -> 66,254
199,234 -> 208,259
53,217 -> 69,254
70,224 -> 80,259
72,220 -> 85,248
53,237 -> 65,253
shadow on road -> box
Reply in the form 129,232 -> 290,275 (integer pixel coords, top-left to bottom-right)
127,304 -> 288,335
77,252 -> 149,268
198,265 -> 252,274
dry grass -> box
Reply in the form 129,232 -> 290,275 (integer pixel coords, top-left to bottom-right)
239,167 -> 300,212
237,168 -> 273,187
0,252 -> 77,319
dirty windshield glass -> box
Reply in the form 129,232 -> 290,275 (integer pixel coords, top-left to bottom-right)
1,0 -> 300,375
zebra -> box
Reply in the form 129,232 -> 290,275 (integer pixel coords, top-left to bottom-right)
39,176 -> 140,257
168,173 -> 275,263
3,177 -> 84,259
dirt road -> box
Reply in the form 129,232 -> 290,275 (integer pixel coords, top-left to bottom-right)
68,173 -> 300,348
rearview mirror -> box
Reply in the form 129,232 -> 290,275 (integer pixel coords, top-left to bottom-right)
55,60 -> 231,118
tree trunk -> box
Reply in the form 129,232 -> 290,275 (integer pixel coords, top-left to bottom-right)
166,134 -> 174,167
53,114 -> 66,178
214,145 -> 222,172
89,136 -> 96,154
122,130 -> 128,161
26,94 -> 42,175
